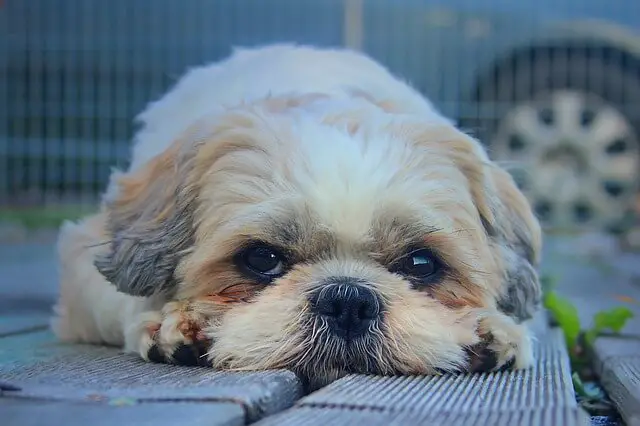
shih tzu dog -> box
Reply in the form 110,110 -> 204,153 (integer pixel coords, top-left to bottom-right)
52,44 -> 542,389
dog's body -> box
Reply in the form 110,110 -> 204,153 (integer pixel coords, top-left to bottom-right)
53,44 -> 542,388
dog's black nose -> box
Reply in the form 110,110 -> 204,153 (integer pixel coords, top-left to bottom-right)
311,279 -> 381,339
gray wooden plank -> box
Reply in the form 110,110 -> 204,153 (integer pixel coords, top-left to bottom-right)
0,330 -> 302,423
0,314 -> 49,337
597,355 -> 640,426
592,337 -> 640,377
0,241 -> 58,314
2,398 -> 244,426
255,406 -> 591,426
256,327 -> 589,425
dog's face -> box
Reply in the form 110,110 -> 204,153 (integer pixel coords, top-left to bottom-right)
96,94 -> 542,387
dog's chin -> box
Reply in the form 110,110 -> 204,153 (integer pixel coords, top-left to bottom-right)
277,322 -> 495,391
285,327 -> 407,392
294,339 -> 497,392
293,336 -> 393,392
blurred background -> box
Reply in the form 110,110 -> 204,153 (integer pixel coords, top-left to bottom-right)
1,0 -> 640,241
3,4 -> 640,420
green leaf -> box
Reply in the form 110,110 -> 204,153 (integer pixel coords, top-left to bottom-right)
583,306 -> 634,347
544,290 -> 581,349
593,307 -> 634,333
572,371 -> 586,396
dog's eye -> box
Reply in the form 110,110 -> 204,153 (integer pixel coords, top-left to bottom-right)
397,249 -> 440,279
239,245 -> 287,280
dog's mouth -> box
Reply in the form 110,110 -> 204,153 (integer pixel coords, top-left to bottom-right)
294,351 -> 390,392
288,321 -> 505,390
290,324 -> 395,391
293,338 -> 506,391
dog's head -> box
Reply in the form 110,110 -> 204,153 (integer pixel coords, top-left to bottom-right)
95,93 -> 542,387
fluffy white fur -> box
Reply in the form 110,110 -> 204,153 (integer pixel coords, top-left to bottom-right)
54,44 -> 453,347
129,44 -> 450,171
52,44 -> 540,385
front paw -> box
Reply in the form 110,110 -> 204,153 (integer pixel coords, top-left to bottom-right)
465,335 -> 516,373
465,313 -> 533,373
129,302 -> 213,367
147,339 -> 212,367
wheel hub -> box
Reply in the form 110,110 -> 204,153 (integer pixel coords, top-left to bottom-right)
490,90 -> 640,231
541,143 -> 589,174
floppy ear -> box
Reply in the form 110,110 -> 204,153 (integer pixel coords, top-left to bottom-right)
94,139 -> 200,297
418,124 -> 543,323
451,131 -> 542,322
483,166 -> 543,322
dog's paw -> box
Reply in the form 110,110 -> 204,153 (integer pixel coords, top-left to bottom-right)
465,335 -> 516,373
127,302 -> 213,367
466,313 -> 533,373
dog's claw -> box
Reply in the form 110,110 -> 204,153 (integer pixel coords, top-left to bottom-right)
497,357 -> 516,372
465,336 -> 517,373
147,344 -> 167,364
146,341 -> 212,367
171,342 -> 212,367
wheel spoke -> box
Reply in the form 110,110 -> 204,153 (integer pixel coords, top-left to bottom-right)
588,107 -> 634,152
551,91 -> 584,136
594,153 -> 638,181
508,105 -> 552,145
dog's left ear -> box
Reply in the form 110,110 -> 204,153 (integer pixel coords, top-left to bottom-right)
415,124 -> 543,323
481,165 -> 542,322
455,131 -> 542,323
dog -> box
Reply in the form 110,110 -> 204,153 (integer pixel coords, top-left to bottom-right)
52,44 -> 542,390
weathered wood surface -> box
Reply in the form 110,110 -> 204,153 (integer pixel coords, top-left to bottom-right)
0,312 -> 588,425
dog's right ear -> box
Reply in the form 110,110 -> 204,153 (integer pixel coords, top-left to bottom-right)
94,139 -> 200,297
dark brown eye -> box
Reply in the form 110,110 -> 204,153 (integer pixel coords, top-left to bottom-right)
236,243 -> 287,282
397,249 -> 440,279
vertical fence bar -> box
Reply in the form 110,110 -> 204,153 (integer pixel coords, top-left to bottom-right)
0,2 -> 9,205
343,0 -> 363,51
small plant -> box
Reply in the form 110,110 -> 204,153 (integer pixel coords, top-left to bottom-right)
541,273 -> 635,415
542,275 -> 634,362
583,307 -> 635,346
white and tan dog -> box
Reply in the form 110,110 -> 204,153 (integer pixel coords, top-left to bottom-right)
52,44 -> 542,389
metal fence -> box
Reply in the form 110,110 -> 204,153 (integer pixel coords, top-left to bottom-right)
2,0 -> 640,232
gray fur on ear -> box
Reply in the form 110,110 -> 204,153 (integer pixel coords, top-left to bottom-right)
94,198 -> 194,298
494,239 -> 541,323
93,142 -> 199,298
484,167 -> 543,324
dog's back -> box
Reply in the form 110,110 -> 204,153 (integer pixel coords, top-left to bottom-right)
127,44 -> 446,171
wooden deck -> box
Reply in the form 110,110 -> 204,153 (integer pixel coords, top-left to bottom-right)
1,310 -> 589,426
